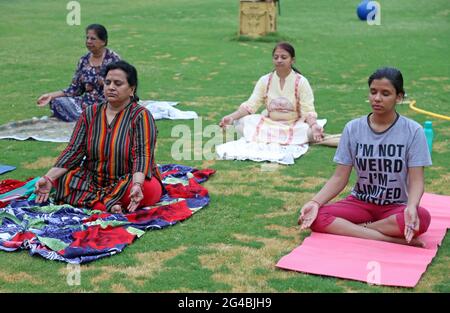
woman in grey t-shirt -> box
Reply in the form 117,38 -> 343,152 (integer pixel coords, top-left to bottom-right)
298,67 -> 432,247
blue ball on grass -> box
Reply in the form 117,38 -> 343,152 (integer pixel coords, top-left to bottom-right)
356,0 -> 377,21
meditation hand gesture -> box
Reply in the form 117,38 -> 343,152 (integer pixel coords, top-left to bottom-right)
34,176 -> 53,203
311,123 -> 324,142
298,200 -> 321,230
37,93 -> 52,106
404,206 -> 420,243
219,115 -> 234,128
127,183 -> 144,213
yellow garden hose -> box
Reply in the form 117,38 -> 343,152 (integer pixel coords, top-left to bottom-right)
408,100 -> 450,121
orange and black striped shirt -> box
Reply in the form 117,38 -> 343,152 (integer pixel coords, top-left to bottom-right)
54,101 -> 160,210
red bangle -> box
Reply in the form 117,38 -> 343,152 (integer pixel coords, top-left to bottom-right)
43,175 -> 54,185
310,199 -> 322,207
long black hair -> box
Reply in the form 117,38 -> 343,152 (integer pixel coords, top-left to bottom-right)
86,24 -> 108,46
368,67 -> 405,96
272,42 -> 301,74
104,60 -> 139,102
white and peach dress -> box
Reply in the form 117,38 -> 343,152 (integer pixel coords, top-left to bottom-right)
236,69 -> 318,145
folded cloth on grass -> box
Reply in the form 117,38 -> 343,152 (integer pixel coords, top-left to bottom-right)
0,179 -> 33,195
0,101 -> 198,143
0,117 -> 75,143
0,164 -> 215,263
140,100 -> 198,120
276,193 -> 450,287
0,164 -> 16,175
0,178 -> 38,208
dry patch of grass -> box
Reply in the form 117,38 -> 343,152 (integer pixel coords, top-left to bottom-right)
279,191 -> 316,210
110,283 -> 131,293
316,84 -> 356,92
183,56 -> 200,62
206,184 -> 253,197
199,233 -> 301,292
154,53 -> 172,59
429,166 -> 445,172
433,124 -> 450,136
207,168 -> 305,199
256,210 -> 294,219
334,280 -> 365,293
194,95 -> 247,103
298,177 -> 328,190
0,271 -> 42,285
211,168 -> 299,187
433,141 -> 448,153
181,56 -> 204,65
54,144 -> 67,152
205,111 -> 220,121
265,224 -> 299,238
67,246 -> 188,291
429,172 -> 450,190
205,71 -> 219,81
145,91 -> 160,99
22,156 -> 56,170
163,288 -> 210,293
199,160 -> 217,169
437,9 -> 450,16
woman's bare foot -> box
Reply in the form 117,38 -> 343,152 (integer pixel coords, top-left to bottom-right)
406,238 -> 426,248
390,236 -> 426,248
110,204 -> 123,214
354,223 -> 424,247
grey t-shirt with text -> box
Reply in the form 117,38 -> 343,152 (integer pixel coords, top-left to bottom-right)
333,114 -> 432,205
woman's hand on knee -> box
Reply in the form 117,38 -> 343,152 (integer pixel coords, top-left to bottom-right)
311,124 -> 324,142
37,93 -> 52,106
219,115 -> 234,128
404,206 -> 420,243
34,177 -> 52,203
298,201 -> 320,230
127,183 -> 144,212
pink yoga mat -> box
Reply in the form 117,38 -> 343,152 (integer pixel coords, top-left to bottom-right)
276,193 -> 450,287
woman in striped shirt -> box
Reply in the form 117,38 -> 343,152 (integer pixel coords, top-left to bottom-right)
34,61 -> 162,214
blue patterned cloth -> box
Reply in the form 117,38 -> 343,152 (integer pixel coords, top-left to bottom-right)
0,164 -> 215,264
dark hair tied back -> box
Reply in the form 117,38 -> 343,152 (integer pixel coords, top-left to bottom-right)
104,60 -> 139,102
86,24 -> 108,46
272,42 -> 301,74
368,67 -> 405,95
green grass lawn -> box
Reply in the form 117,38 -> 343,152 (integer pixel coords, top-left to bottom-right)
0,0 -> 448,292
